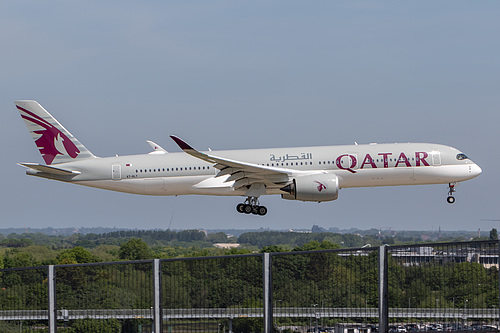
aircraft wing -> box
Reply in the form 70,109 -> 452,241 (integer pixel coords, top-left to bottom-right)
170,136 -> 298,191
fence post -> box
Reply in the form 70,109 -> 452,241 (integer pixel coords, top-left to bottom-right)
48,265 -> 56,333
379,245 -> 388,333
154,259 -> 162,333
263,253 -> 273,333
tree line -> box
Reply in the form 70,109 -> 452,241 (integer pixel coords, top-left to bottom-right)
1,240 -> 498,333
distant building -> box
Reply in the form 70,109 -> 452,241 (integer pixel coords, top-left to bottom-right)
390,246 -> 498,269
339,245 -> 499,269
312,225 -> 326,233
288,229 -> 312,234
214,243 -> 240,249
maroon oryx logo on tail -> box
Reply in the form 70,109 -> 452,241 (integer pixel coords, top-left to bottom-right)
17,106 -> 80,165
314,180 -> 327,192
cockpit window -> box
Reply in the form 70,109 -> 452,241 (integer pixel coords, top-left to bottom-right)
456,153 -> 469,160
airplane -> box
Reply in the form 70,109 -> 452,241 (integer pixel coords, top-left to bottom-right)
15,100 -> 482,216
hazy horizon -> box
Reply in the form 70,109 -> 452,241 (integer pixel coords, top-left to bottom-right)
1,1 -> 499,231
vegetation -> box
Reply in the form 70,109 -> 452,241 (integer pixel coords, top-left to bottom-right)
0,227 -> 496,268
0,227 -> 498,332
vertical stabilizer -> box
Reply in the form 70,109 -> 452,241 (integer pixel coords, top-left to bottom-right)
15,100 -> 96,165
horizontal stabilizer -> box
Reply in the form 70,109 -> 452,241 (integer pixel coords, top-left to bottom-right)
18,163 -> 81,176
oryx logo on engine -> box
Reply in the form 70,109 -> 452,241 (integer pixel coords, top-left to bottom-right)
314,181 -> 327,192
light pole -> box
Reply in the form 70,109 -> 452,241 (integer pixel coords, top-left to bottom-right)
275,300 -> 282,331
436,299 -> 440,326
310,304 -> 318,332
321,300 -> 325,327
408,297 -> 416,319
313,304 -> 318,333
365,298 -> 371,325
464,299 -> 468,329
364,297 -> 375,325
452,297 -> 456,327
408,297 -> 416,309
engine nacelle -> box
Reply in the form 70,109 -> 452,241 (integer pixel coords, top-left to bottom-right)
280,174 -> 339,202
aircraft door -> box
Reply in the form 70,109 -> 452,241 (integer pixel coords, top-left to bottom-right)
112,165 -> 121,180
431,152 -> 441,166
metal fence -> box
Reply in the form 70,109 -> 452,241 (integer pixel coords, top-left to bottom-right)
0,240 -> 498,332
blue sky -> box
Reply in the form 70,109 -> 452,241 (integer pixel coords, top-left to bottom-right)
1,1 -> 499,232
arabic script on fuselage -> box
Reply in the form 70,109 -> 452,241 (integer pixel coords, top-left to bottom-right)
269,153 -> 313,162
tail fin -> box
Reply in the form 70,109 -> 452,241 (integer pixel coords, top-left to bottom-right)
15,100 -> 96,165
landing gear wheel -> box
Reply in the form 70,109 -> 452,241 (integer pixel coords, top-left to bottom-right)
257,206 -> 268,216
236,203 -> 245,213
243,204 -> 253,214
447,183 -> 457,204
237,196 -> 268,215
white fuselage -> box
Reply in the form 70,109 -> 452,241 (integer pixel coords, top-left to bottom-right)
32,142 -> 481,197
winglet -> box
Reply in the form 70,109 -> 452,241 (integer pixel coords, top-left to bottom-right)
170,135 -> 194,151
169,135 -> 216,163
146,140 -> 167,154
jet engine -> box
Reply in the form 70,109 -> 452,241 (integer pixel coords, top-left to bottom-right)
280,174 -> 339,202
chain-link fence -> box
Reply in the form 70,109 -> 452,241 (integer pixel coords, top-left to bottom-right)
271,247 -> 379,333
0,240 -> 498,332
387,241 -> 499,331
162,254 -> 264,333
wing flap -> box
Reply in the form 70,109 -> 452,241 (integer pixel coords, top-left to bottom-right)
170,135 -> 296,193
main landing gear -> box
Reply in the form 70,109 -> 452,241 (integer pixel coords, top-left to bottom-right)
447,183 -> 456,204
236,197 -> 268,216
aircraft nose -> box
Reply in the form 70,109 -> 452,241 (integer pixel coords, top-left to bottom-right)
471,163 -> 482,178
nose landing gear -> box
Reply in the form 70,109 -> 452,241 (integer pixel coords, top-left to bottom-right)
447,183 -> 456,204
236,197 -> 268,216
